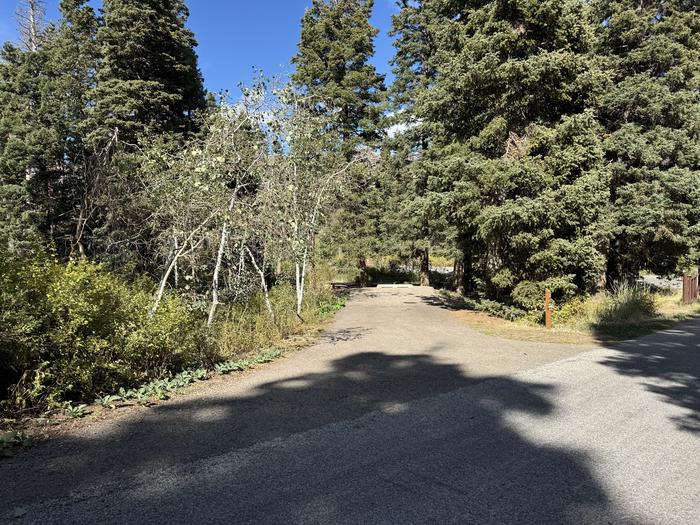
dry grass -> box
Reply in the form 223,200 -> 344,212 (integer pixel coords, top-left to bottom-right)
451,310 -> 597,345
450,289 -> 700,345
656,291 -> 700,319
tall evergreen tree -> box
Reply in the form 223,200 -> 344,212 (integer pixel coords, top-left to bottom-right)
0,33 -> 58,252
0,1 -> 101,256
422,0 -> 610,305
388,0 -> 435,120
384,0 -> 441,285
594,0 -> 700,279
293,0 -> 386,285
48,0 -> 100,255
90,0 -> 205,146
292,0 -> 385,152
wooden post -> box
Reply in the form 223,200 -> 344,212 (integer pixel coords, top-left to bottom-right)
683,270 -> 700,305
545,288 -> 553,329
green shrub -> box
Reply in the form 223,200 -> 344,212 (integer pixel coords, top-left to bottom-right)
552,283 -> 659,332
1,250 -> 345,414
456,296 -> 527,321
512,276 -> 578,312
364,266 -> 417,285
1,254 -> 212,412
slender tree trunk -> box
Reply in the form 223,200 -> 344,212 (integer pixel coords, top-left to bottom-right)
173,237 -> 179,288
358,256 -> 369,287
295,244 -> 310,318
605,238 -> 621,291
207,191 -> 238,328
453,258 -> 465,295
150,239 -> 202,319
235,236 -> 246,287
73,206 -> 87,258
420,248 -> 430,287
453,238 -> 473,295
595,239 -> 609,293
207,221 -> 229,328
246,246 -> 273,317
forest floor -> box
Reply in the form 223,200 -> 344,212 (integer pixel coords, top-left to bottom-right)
2,287 -> 699,523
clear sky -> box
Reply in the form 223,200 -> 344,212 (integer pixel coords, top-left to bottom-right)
0,0 -> 398,94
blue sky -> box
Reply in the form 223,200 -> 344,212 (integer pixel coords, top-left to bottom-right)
0,0 -> 398,94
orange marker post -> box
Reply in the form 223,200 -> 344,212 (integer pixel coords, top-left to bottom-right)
545,288 -> 553,330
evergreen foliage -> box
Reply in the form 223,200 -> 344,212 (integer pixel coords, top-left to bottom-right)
90,0 -> 205,146
420,0 -> 611,303
0,1 -> 99,256
292,0 -> 385,151
293,0 -> 387,284
594,0 -> 700,278
0,41 -> 52,253
383,0 -> 445,285
1,0 -> 699,413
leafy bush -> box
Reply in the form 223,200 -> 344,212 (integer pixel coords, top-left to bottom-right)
1,250 -> 346,415
456,296 -> 527,321
364,265 -> 417,285
512,276 -> 578,312
1,254 -> 212,412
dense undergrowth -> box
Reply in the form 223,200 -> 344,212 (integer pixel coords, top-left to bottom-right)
0,252 -> 344,417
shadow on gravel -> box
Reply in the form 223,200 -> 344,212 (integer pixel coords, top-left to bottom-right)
595,318 -> 700,434
2,348 -> 635,523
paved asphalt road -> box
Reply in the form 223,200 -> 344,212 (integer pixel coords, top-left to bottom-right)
2,287 -> 699,524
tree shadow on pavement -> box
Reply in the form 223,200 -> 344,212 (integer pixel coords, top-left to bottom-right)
595,317 -> 700,434
419,293 -> 467,311
1,349 -> 637,524
317,326 -> 370,344
423,288 -> 700,436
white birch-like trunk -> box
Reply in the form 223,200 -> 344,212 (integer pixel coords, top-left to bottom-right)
149,210 -> 219,318
207,221 -> 229,328
173,237 -> 179,288
207,191 -> 238,329
246,246 -> 273,317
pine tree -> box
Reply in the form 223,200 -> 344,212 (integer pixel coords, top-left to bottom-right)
594,0 -> 700,279
293,0 -> 386,285
388,0 -> 435,120
384,0 -> 441,285
0,1 -> 101,255
292,0 -> 385,152
90,0 -> 205,146
0,38 -> 58,253
422,0 -> 610,305
47,0 -> 100,255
